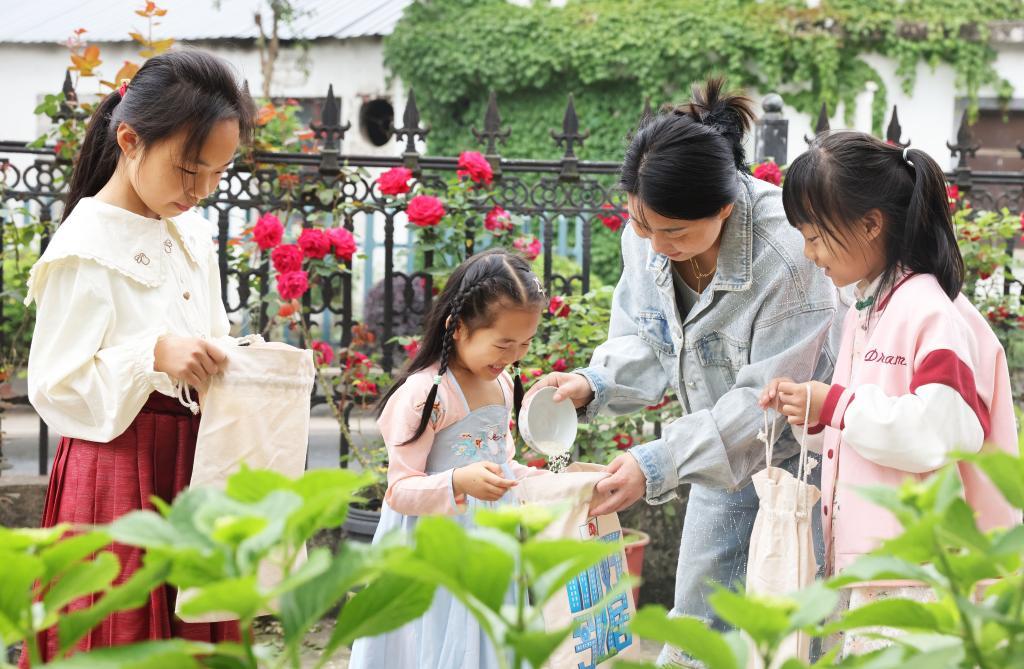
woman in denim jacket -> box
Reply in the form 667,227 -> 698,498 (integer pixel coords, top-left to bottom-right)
529,79 -> 841,665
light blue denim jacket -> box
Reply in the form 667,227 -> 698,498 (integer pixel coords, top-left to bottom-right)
578,172 -> 841,502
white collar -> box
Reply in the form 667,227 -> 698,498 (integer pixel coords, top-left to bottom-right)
26,197 -> 208,304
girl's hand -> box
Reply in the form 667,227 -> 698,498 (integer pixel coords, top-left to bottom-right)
453,461 -> 518,502
154,335 -> 227,390
774,380 -> 830,427
524,372 -> 594,408
759,376 -> 793,408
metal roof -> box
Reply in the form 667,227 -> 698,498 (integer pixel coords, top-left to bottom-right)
0,0 -> 411,44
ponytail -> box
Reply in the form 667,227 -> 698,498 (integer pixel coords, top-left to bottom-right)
901,147 -> 964,299
783,131 -> 965,300
621,76 -> 755,224
62,91 -> 124,222
59,49 -> 254,223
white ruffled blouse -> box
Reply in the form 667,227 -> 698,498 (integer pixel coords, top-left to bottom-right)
26,197 -> 230,442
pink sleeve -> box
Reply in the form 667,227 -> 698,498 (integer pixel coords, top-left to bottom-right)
381,375 -> 465,516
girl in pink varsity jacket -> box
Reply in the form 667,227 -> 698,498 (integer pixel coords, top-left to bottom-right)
760,131 -> 1020,653
349,249 -> 550,669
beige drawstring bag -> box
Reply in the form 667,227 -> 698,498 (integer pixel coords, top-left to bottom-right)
745,384 -> 821,667
176,336 -> 316,622
516,462 -> 640,668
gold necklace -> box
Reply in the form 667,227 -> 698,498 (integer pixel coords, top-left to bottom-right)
690,255 -> 717,293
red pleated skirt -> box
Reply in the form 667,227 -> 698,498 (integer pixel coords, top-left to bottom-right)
20,393 -> 240,666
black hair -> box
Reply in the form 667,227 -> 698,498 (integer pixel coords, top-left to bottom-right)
376,248 -> 547,446
620,77 -> 756,227
782,130 -> 964,300
63,49 -> 255,222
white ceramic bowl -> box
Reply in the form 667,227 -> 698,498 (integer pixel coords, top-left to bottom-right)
520,386 -> 578,457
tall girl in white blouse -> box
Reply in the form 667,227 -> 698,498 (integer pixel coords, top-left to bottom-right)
21,50 -> 254,665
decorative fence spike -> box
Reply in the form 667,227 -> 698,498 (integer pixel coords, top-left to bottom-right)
393,88 -> 429,172
885,105 -> 909,148
310,84 -> 350,175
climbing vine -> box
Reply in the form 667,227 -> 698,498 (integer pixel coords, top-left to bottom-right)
384,0 -> 1024,160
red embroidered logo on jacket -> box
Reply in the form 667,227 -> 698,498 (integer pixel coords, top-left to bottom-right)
864,349 -> 907,366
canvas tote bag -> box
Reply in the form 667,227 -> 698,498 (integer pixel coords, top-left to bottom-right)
745,384 -> 821,667
516,462 -> 640,668
176,336 -> 316,622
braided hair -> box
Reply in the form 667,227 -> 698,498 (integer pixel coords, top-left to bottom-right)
376,248 -> 546,446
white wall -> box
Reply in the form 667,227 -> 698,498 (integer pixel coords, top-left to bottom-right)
744,41 -> 1024,170
0,37 -> 405,156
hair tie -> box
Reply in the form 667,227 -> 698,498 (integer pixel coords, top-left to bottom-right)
902,147 -> 914,169
118,79 -> 130,98
432,374 -> 442,386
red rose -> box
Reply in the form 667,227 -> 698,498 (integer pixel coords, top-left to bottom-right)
753,161 -> 783,186
597,203 -> 624,232
548,295 -> 570,318
514,236 -> 541,261
531,368 -> 543,378
527,457 -> 548,469
456,151 -> 493,186
406,195 -> 445,227
278,173 -> 300,190
356,380 -> 378,397
1020,212 -> 1024,232
979,271 -> 992,280
402,338 -> 420,358
328,227 -> 357,261
271,244 -> 303,274
253,213 -> 284,250
298,228 -> 332,259
613,433 -> 634,450
645,396 -> 671,411
947,185 -> 960,212
377,167 -> 413,196
551,358 -> 568,372
484,206 -> 514,233
277,270 -> 309,300
310,340 -> 334,366
345,351 -> 370,371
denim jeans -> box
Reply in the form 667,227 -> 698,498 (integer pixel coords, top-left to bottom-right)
657,451 -> 825,667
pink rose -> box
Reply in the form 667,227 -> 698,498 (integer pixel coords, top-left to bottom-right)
271,244 -> 303,274
753,161 -> 783,186
551,358 -> 568,372
597,203 -> 624,232
377,167 -> 413,196
456,151 -> 493,186
298,228 -> 332,259
406,195 -> 446,227
514,236 -> 541,261
310,341 -> 334,366
484,206 -> 514,233
328,227 -> 357,262
277,270 -> 309,300
253,213 -> 283,250
402,338 -> 420,358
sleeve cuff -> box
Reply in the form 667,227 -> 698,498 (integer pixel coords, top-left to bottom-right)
820,383 -> 854,430
135,331 -> 175,396
628,440 -> 679,505
447,468 -> 467,514
574,367 -> 607,423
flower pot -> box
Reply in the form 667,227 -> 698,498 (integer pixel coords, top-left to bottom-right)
342,505 -> 381,543
623,527 -> 651,606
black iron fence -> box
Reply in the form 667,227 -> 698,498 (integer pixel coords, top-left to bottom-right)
2,78 -> 1023,475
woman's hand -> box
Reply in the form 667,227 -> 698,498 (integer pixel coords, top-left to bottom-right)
524,372 -> 594,408
772,380 -> 830,427
154,335 -> 227,390
453,461 -> 518,502
590,453 -> 646,515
